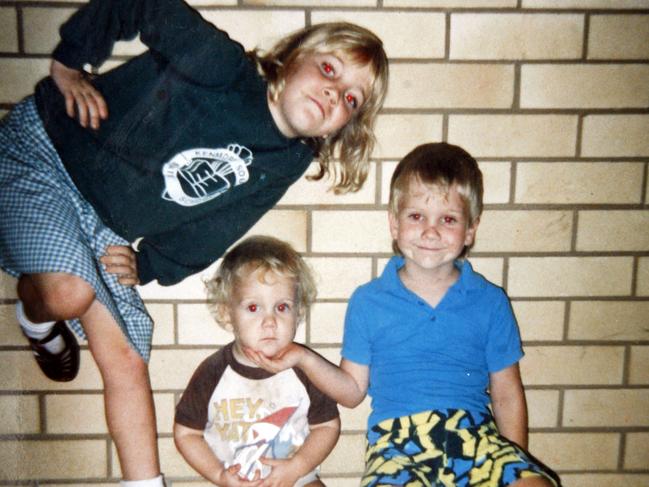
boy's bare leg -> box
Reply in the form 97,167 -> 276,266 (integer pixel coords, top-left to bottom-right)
18,273 -> 161,480
82,299 -> 161,480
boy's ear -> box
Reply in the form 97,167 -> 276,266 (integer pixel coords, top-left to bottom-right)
464,217 -> 480,247
388,211 -> 399,241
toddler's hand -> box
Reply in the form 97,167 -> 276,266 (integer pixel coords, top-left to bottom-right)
257,457 -> 304,487
100,245 -> 139,287
243,343 -> 305,374
50,59 -> 108,130
218,464 -> 262,487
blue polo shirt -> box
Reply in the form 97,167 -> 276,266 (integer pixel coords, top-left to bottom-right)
342,256 -> 523,428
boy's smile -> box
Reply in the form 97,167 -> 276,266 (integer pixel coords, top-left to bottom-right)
224,267 -> 299,366
389,178 -> 478,279
268,51 -> 372,139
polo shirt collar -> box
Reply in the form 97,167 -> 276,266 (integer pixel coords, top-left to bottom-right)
380,256 -> 486,297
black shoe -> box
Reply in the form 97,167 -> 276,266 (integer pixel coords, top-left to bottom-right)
24,321 -> 80,382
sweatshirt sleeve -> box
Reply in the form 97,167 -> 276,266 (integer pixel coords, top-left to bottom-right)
52,0 -> 247,86
135,176 -> 297,286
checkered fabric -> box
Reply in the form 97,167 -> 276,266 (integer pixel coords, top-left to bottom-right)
0,97 -> 153,361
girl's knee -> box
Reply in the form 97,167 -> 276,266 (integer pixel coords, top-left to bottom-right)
20,273 -> 95,319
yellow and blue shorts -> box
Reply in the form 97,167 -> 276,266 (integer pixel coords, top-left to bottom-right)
362,409 -> 558,487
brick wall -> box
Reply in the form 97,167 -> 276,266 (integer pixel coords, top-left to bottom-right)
1,0 -> 648,485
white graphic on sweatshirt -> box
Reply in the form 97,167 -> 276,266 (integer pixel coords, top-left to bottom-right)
162,144 -> 253,207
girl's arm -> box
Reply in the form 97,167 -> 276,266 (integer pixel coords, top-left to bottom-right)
173,423 -> 262,487
259,417 -> 340,487
245,344 -> 369,409
489,363 -> 529,449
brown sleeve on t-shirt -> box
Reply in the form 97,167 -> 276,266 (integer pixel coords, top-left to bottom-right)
174,345 -> 231,430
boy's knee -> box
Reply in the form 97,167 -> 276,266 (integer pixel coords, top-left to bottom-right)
22,273 -> 95,319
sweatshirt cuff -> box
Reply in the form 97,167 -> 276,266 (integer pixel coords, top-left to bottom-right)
51,41 -> 86,71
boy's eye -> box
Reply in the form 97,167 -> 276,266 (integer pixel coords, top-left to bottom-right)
345,93 -> 358,109
277,303 -> 290,312
247,304 -> 258,312
442,216 -> 457,224
321,62 -> 335,76
408,213 -> 422,221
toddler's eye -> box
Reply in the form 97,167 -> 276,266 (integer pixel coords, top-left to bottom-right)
345,93 -> 358,109
442,216 -> 457,224
408,213 -> 422,221
277,303 -> 291,312
247,304 -> 258,312
321,62 -> 334,76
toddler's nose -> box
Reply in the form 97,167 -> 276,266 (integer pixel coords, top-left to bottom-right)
323,86 -> 340,105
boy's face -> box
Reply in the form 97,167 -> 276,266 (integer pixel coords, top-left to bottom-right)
269,51 -> 372,139
224,267 -> 299,361
389,178 -> 478,276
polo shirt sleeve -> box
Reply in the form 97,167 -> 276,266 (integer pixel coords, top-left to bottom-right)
485,289 -> 524,373
53,0 -> 247,87
341,288 -> 372,366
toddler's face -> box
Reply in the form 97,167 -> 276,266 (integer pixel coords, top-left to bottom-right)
225,267 -> 299,364
389,179 -> 477,276
269,51 -> 372,139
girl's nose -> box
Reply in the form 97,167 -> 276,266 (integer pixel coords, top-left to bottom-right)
323,86 -> 340,105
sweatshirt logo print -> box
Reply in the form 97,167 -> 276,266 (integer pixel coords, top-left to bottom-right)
162,144 -> 253,207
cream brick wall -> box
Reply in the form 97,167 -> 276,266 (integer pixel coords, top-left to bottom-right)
0,1 -> 647,486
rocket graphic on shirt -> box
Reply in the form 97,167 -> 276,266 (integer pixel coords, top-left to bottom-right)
230,405 -> 298,480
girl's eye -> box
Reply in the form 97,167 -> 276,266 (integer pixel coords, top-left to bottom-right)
247,304 -> 257,312
345,93 -> 358,109
277,303 -> 290,312
321,62 -> 334,76
408,213 -> 422,221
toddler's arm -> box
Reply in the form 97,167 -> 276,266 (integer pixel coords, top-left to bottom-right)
173,422 -> 263,487
489,363 -> 529,449
245,344 -> 369,409
259,417 -> 340,487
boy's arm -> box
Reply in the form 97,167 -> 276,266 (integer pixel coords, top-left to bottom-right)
245,344 -> 369,409
489,363 -> 529,450
259,417 -> 341,487
173,422 -> 262,487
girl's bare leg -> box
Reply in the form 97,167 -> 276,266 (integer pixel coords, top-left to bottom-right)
18,272 -> 161,480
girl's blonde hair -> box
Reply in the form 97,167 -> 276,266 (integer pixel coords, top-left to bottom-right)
206,235 -> 317,329
250,22 -> 389,194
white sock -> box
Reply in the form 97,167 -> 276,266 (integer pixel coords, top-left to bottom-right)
120,475 -> 165,487
16,301 -> 65,354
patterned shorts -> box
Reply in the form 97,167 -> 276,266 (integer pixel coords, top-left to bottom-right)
0,97 -> 153,361
362,409 -> 558,487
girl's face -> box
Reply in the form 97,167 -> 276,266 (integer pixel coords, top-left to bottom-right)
268,51 -> 373,139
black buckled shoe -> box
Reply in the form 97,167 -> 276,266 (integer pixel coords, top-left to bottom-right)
24,321 -> 80,382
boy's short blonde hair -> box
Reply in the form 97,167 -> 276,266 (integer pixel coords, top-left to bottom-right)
389,143 -> 484,255
251,22 -> 389,194
206,235 -> 317,329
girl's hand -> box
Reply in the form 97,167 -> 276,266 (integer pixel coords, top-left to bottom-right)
258,457 -> 303,487
243,343 -> 306,374
100,245 -> 140,287
218,464 -> 263,487
50,59 -> 108,130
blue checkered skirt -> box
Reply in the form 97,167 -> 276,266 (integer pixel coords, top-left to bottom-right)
0,97 -> 153,361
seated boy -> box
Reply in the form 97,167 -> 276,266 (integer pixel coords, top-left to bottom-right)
247,143 -> 559,486
174,236 -> 340,487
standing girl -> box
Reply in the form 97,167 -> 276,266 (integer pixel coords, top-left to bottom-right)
0,0 -> 388,485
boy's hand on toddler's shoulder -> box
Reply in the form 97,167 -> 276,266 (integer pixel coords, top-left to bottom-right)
243,343 -> 306,373
50,60 -> 108,130
100,245 -> 140,287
